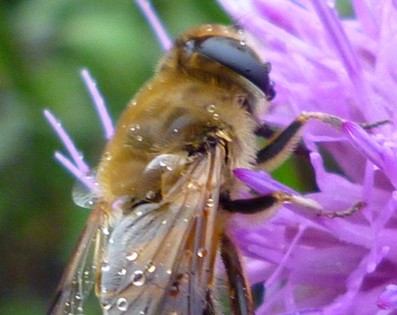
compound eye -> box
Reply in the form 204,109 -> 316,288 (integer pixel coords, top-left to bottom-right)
188,36 -> 275,100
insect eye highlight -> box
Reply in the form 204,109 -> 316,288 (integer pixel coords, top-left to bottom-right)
185,36 -> 276,100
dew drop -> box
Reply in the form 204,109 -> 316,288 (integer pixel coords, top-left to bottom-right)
103,303 -> 112,311
146,190 -> 156,199
187,182 -> 197,190
132,270 -> 146,286
206,198 -> 214,208
197,248 -> 207,258
116,297 -> 128,312
103,151 -> 112,161
146,261 -> 156,273
159,160 -> 167,167
126,251 -> 138,261
129,123 -> 141,132
102,227 -> 110,236
118,268 -> 127,276
206,104 -> 216,113
136,210 -> 143,216
101,261 -> 110,272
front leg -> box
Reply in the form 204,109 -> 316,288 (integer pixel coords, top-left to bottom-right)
256,111 -> 388,171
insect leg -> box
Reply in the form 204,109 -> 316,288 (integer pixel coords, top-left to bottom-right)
256,111 -> 388,170
220,233 -> 254,315
203,290 -> 216,315
221,192 -> 366,217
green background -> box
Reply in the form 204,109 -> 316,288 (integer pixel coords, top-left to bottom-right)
0,0 -> 351,314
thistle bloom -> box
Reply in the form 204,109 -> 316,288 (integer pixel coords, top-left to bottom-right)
218,0 -> 397,314
46,1 -> 397,314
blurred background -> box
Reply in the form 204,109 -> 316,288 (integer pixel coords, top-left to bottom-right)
0,0 -> 352,314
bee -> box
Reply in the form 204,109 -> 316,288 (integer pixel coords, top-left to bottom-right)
48,24 -> 379,315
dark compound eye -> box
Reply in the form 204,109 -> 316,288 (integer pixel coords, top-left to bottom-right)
185,36 -> 276,101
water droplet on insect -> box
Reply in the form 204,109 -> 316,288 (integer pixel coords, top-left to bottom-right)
146,261 -> 156,273
75,293 -> 82,300
239,40 -> 246,46
103,151 -> 112,161
72,181 -> 97,209
187,182 -> 197,190
212,113 -> 219,120
173,128 -> 179,133
118,268 -> 127,276
129,124 -> 141,132
116,297 -> 128,311
197,248 -> 207,258
206,104 -> 216,113
103,303 -> 112,311
136,210 -> 143,216
136,135 -> 144,142
102,261 -> 110,272
126,251 -> 138,261
206,198 -> 214,208
161,220 -> 167,225
102,227 -> 110,236
132,270 -> 146,286
166,269 -> 172,275
146,190 -> 156,199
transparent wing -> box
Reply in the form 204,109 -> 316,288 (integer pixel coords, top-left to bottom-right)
48,205 -> 108,315
100,145 -> 225,315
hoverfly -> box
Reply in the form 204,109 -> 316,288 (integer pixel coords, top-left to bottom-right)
48,24 -> 381,315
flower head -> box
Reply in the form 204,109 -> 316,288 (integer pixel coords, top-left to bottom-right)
218,0 -> 397,314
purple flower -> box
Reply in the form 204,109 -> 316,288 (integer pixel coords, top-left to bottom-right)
219,0 -> 397,314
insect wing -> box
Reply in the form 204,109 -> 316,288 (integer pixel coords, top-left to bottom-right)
100,146 -> 225,315
48,205 -> 107,315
